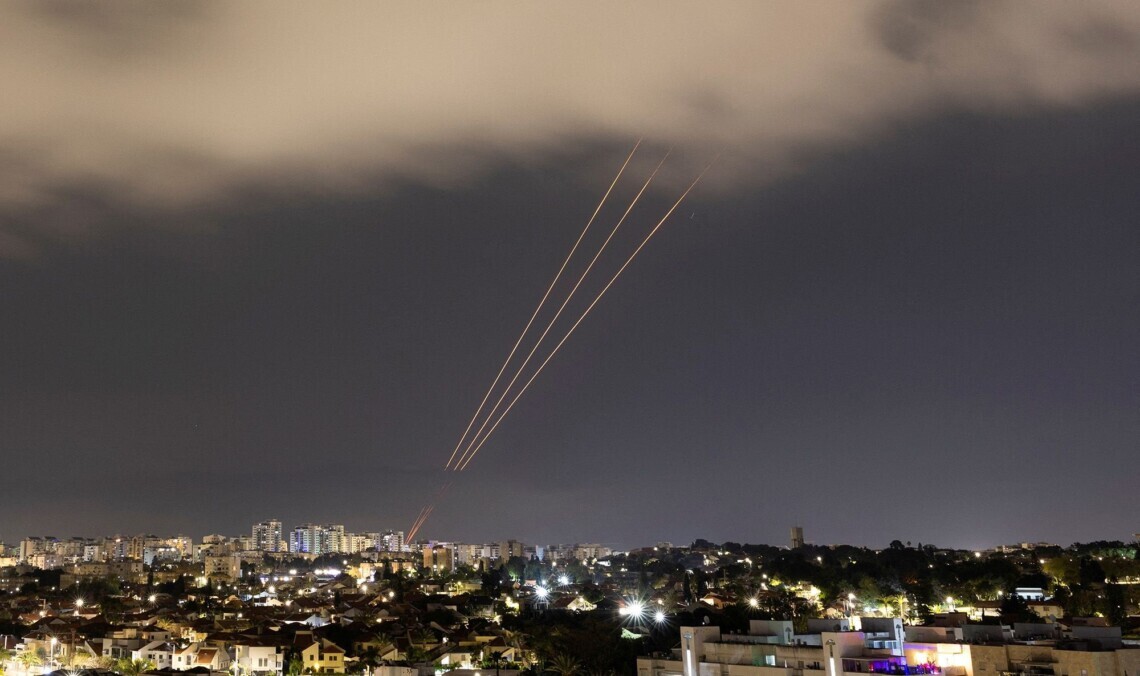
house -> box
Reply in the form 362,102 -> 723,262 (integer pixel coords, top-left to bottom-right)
233,638 -> 284,676
294,632 -> 345,674
172,643 -> 231,672
134,640 -> 177,670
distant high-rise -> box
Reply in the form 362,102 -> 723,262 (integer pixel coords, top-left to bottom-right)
379,530 -> 405,553
290,524 -> 323,554
790,526 -> 804,549
324,524 -> 346,554
252,519 -> 283,552
499,539 -> 524,560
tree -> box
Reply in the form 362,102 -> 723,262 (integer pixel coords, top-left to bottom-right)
547,653 -> 581,676
999,591 -> 1035,623
115,657 -> 156,676
480,650 -> 505,674
505,632 -> 529,662
1103,583 -> 1127,626
355,642 -> 392,676
17,647 -> 45,671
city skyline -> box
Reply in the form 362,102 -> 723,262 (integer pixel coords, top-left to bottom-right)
2,3 -> 1138,549
4,522 -> 1137,557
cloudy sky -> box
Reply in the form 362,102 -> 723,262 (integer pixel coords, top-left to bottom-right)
2,1 -> 1138,550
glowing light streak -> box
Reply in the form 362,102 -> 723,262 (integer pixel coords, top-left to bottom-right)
406,481 -> 451,541
408,503 -> 436,541
452,148 -> 670,471
456,160 -> 715,471
443,140 -> 642,470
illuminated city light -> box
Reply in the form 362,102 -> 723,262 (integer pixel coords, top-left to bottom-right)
620,599 -> 646,620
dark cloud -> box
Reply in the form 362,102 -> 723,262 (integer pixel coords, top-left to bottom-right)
2,1 -> 1140,237
1063,17 -> 1140,57
18,0 -> 210,58
872,0 -> 984,63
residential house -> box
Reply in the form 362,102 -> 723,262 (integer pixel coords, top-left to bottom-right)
233,638 -> 284,676
294,632 -> 345,674
172,643 -> 231,672
134,639 -> 177,670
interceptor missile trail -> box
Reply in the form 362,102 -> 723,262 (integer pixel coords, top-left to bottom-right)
407,505 -> 430,541
443,140 -> 642,470
407,505 -> 434,542
406,481 -> 452,541
451,149 -> 671,471
408,500 -> 435,541
456,160 -> 716,472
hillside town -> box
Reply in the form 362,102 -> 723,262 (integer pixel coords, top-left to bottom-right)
1,526 -> 1138,676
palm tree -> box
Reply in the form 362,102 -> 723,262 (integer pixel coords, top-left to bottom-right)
115,657 -> 156,676
355,646 -> 383,676
547,653 -> 580,676
503,631 -> 528,656
17,648 -> 45,671
370,636 -> 396,663
480,651 -> 504,675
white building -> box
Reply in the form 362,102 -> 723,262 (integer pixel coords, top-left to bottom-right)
252,520 -> 283,552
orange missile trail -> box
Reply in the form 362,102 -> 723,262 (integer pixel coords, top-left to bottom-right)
406,505 -> 430,541
443,140 -> 643,470
452,149 -> 671,471
407,505 -> 434,542
408,503 -> 431,539
406,481 -> 452,541
456,160 -> 716,471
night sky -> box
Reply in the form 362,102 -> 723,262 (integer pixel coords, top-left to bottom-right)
2,2 -> 1138,550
